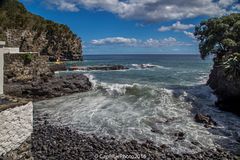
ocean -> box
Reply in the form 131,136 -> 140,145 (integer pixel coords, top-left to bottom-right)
34,54 -> 240,154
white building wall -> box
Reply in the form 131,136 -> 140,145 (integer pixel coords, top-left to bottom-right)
0,46 -> 20,95
0,41 -> 6,48
2,47 -> 20,53
0,50 -> 4,95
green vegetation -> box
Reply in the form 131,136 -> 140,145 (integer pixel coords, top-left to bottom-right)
22,53 -> 33,65
194,13 -> 240,79
222,53 -> 240,79
194,13 -> 240,60
0,0 -> 77,41
0,0 -> 82,60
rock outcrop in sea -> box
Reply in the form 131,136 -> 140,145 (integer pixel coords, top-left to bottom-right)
194,13 -> 240,115
207,63 -> 240,114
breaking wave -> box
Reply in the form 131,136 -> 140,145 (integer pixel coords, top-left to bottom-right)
35,73 -> 240,154
131,64 -> 171,70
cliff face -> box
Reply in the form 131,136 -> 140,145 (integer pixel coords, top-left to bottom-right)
4,53 -> 91,100
0,0 -> 82,61
207,63 -> 240,114
4,53 -> 52,83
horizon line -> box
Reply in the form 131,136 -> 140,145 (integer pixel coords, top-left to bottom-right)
84,53 -> 200,56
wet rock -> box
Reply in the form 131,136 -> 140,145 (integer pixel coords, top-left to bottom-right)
49,63 -> 67,72
191,141 -> 201,146
208,63 -> 240,115
150,126 -> 163,134
4,74 -> 92,101
160,144 -> 168,149
236,137 -> 240,143
174,132 -> 185,141
194,113 -> 217,128
68,65 -> 128,71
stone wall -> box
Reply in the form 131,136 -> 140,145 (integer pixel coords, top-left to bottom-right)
0,102 -> 33,156
4,53 -> 53,84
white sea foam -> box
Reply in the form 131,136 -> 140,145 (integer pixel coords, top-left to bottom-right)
196,73 -> 209,84
34,73 -> 240,155
99,82 -> 140,95
131,63 -> 171,70
34,84 -> 225,154
84,73 -> 97,89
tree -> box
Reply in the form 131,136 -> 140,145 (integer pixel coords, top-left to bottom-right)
194,13 -> 240,60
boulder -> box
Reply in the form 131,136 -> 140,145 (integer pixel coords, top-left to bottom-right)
174,132 -> 185,141
194,113 -> 217,128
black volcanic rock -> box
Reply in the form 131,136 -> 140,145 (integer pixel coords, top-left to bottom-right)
207,64 -> 240,115
69,65 -> 129,71
194,113 -> 217,128
49,63 -> 67,72
31,123 -> 237,160
4,74 -> 92,101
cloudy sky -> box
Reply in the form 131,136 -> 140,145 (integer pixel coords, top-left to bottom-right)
20,0 -> 240,55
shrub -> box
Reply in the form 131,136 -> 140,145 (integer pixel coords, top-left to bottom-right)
22,53 -> 33,65
222,53 -> 240,79
194,14 -> 240,60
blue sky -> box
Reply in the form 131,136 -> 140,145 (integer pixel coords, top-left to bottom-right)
20,0 -> 240,55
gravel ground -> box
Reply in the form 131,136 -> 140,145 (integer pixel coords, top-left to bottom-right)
32,123 -> 238,160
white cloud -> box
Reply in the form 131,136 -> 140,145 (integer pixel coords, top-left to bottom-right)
183,31 -> 195,39
91,37 -> 191,47
47,0 -> 79,12
91,37 -> 138,46
144,37 -> 192,47
135,23 -> 145,28
158,21 -> 195,32
43,0 -> 238,22
233,4 -> 240,10
218,0 -> 235,7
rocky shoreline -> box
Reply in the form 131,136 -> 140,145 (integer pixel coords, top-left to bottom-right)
4,74 -> 92,101
68,64 -> 128,71
31,122 -> 238,160
49,63 -> 129,72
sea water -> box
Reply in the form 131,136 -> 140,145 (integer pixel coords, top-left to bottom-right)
34,54 -> 240,154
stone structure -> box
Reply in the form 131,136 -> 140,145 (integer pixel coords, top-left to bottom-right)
0,41 -> 21,95
0,102 -> 33,156
0,41 -> 39,95
0,41 -> 6,95
4,53 -> 51,84
0,41 -> 6,48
